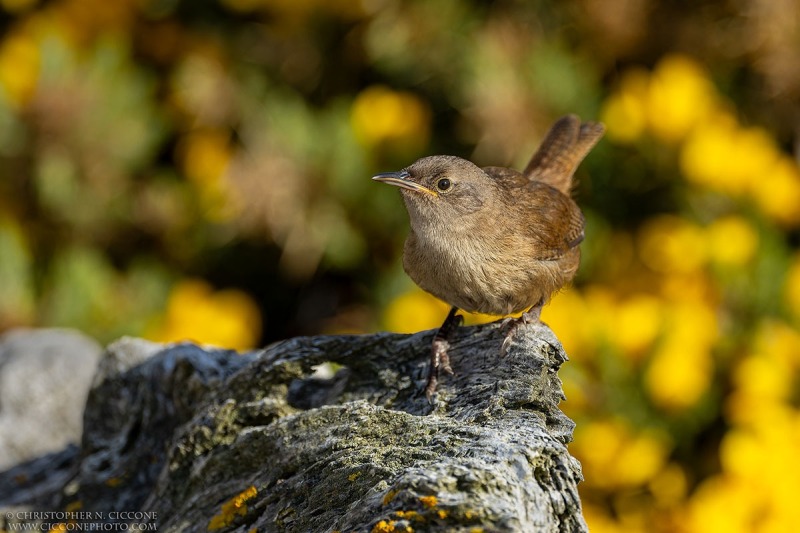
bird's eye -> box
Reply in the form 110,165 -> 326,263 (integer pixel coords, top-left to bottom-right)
436,178 -> 451,191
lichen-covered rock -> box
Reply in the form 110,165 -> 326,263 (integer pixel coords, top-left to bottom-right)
0,322 -> 587,532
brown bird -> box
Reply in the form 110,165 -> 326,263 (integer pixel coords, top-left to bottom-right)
373,115 -> 604,401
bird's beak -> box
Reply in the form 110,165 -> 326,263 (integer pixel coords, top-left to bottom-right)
372,170 -> 437,196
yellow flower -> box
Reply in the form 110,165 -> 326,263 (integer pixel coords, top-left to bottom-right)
646,55 -> 717,143
382,288 -> 450,334
710,410 -> 800,533
573,420 -> 669,489
582,504 -> 626,533
751,320 -> 800,371
572,419 -> 625,488
751,157 -> 800,227
540,287 -> 592,360
732,126 -> 782,189
559,372 -> 588,416
147,279 -> 261,351
678,115 -> 737,194
600,68 -> 649,144
351,85 -> 430,153
687,477 -> 755,533
719,429 -> 765,482
705,216 -> 758,266
611,294 -> 664,360
178,130 -> 237,221
645,340 -> 713,411
671,300 -> 719,346
637,215 -> 707,274
732,353 -> 792,403
582,285 -> 618,341
612,431 -> 670,486
680,115 -> 783,200
648,463 -> 687,507
0,29 -> 40,108
643,299 -> 719,412
180,130 -> 231,187
658,271 -> 714,304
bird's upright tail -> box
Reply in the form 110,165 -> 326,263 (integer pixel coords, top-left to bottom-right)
522,115 -> 605,195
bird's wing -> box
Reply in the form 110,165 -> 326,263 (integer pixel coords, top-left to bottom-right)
484,167 -> 585,261
522,115 -> 605,195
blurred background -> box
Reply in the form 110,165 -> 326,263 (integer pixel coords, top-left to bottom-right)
1,0 -> 799,530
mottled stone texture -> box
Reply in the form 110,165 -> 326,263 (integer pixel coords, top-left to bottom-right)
0,322 -> 587,532
0,328 -> 102,470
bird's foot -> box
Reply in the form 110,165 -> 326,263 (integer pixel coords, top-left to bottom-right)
500,304 -> 543,356
425,307 -> 463,403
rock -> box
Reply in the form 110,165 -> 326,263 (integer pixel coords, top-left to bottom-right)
0,322 -> 587,532
0,328 -> 102,470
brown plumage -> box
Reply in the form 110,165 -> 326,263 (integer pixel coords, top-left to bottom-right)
373,114 -> 604,400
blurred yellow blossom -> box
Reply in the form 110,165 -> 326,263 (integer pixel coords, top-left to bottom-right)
560,372 -> 589,415
727,321 -> 800,428
658,272 -> 715,304
0,28 -> 40,108
669,300 -> 719,346
751,157 -> 800,227
648,463 -> 687,507
613,431 -> 670,486
601,55 -> 717,145
646,55 -> 717,143
382,288 -> 450,333
177,130 -> 237,221
540,287 -> 593,360
572,419 -> 624,488
644,300 -> 718,411
719,428 -> 766,482
645,341 -> 713,411
687,477 -> 755,533
732,353 -> 792,403
637,215 -> 707,274
705,216 -> 758,266
695,404 -> 800,533
600,68 -> 649,144
573,419 -> 669,489
350,85 -> 431,153
680,117 -> 781,197
582,504 -> 625,533
147,279 -> 261,351
611,294 -> 663,360
751,320 -> 800,368
581,286 -> 618,340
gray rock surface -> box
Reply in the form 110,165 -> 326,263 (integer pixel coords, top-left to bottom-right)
0,322 -> 587,532
0,328 -> 102,469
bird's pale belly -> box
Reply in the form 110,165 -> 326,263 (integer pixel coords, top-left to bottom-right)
403,234 -> 574,316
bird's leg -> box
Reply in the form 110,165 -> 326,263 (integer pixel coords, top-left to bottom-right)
500,300 -> 544,355
425,306 -> 463,402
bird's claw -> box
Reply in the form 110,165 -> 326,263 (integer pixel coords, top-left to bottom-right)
425,308 -> 462,402
500,304 -> 543,356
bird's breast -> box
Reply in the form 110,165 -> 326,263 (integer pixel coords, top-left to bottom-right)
402,225 -> 561,315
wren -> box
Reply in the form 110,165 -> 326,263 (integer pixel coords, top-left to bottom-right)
373,115 -> 604,401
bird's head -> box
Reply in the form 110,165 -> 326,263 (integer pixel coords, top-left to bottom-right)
372,155 -> 494,226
